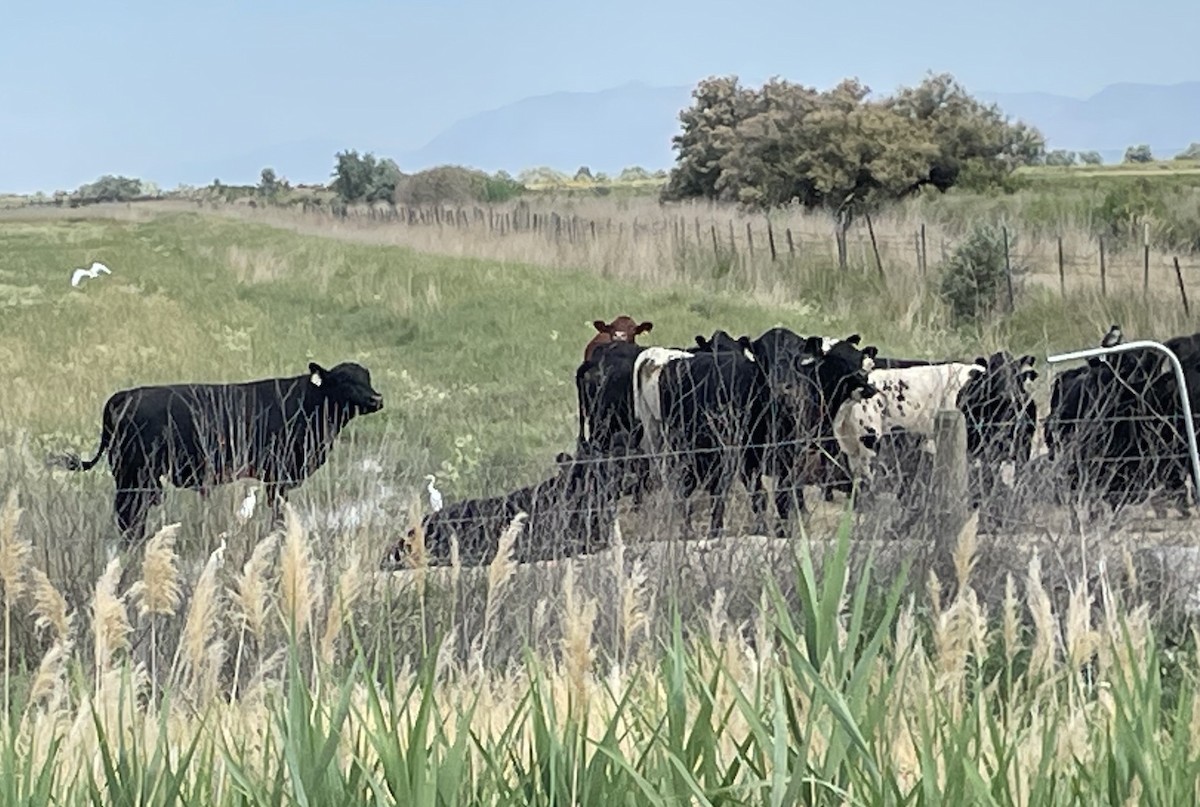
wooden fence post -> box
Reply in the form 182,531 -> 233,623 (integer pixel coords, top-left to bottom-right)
1143,223 -> 1151,297
1002,226 -> 1015,312
920,223 -> 928,276
1057,236 -> 1065,297
767,220 -> 777,262
1174,257 -> 1191,315
711,224 -> 720,262
1099,236 -> 1107,297
930,409 -> 970,558
745,221 -> 754,259
865,211 -> 884,278
786,228 -> 796,258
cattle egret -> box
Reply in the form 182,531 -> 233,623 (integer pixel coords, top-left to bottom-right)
237,486 -> 257,523
71,261 -> 111,287
425,474 -> 443,512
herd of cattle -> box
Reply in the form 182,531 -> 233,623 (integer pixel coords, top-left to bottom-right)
46,316 -> 1200,570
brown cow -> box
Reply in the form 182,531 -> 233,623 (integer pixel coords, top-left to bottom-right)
583,316 -> 653,362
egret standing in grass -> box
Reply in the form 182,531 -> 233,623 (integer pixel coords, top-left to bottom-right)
71,261 -> 111,288
236,485 -> 258,524
425,474 -> 443,513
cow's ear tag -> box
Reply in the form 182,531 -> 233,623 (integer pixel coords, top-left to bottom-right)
310,371 -> 323,387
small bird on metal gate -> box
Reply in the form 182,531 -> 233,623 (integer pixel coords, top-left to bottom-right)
71,261 -> 112,287
424,474 -> 443,513
1101,324 -> 1123,348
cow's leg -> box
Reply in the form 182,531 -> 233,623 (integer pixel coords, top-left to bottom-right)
114,476 -> 159,546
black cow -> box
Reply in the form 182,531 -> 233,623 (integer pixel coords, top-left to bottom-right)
575,340 -> 646,453
640,329 -> 878,537
382,437 -> 634,569
1044,327 -> 1196,512
52,362 -> 384,544
957,351 -> 1039,499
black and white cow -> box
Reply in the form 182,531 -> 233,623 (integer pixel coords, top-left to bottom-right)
833,359 -> 988,482
52,362 -> 384,543
633,329 -> 879,537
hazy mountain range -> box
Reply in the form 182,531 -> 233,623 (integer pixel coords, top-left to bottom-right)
165,80 -> 1199,187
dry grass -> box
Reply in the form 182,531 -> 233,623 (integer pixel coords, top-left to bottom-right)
0,484 -> 1196,803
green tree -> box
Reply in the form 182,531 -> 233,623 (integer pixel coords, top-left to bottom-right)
1123,144 -> 1154,164
331,151 -> 402,204
573,166 -> 594,183
258,167 -> 281,198
618,166 -> 652,182
1044,150 -> 1077,166
662,71 -> 1043,221
74,175 -> 143,204
1174,143 -> 1200,161
1079,151 -> 1104,165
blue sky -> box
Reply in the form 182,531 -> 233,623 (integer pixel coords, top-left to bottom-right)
2,0 -> 1197,193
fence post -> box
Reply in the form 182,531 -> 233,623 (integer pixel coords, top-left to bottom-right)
710,224 -> 720,262
920,223 -> 928,275
745,221 -> 754,259
1002,226 -> 1015,312
1174,257 -> 1191,315
865,211 -> 884,278
1057,236 -> 1065,297
786,228 -> 796,258
1144,223 -> 1151,297
1099,236 -> 1107,297
766,220 -> 777,262
930,409 -> 970,558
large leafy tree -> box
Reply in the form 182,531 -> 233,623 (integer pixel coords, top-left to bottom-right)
331,150 -> 403,204
662,71 -> 1045,247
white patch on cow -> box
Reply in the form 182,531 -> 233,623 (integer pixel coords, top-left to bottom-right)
743,348 -> 756,362
632,347 -> 694,453
310,371 -> 323,387
835,362 -> 989,480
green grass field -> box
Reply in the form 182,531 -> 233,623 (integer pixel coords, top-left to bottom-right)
4,207 -> 1200,804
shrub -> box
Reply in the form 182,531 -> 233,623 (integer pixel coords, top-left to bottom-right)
938,224 -> 1016,324
395,166 -> 526,206
1123,144 -> 1154,164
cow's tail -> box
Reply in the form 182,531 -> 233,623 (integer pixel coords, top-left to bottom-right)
51,398 -> 116,472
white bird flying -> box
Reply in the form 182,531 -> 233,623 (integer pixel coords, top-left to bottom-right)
424,474 -> 443,513
237,486 -> 258,523
71,261 -> 111,287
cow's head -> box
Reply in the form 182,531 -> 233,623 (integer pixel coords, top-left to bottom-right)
310,361 -> 384,415
594,316 -> 653,344
815,337 -> 879,416
694,330 -> 755,361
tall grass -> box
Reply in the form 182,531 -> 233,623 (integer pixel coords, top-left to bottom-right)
1,488 -> 1198,804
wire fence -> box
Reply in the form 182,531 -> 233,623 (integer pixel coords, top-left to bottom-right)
242,198 -> 1200,308
7,344 -> 1200,673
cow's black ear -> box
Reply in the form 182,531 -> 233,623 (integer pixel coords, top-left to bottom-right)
593,320 -> 608,333
802,335 -> 824,355
694,335 -> 708,349
844,334 -> 862,346
554,451 -> 573,466
309,362 -> 327,386
863,346 -> 879,359
1020,354 -> 1036,367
